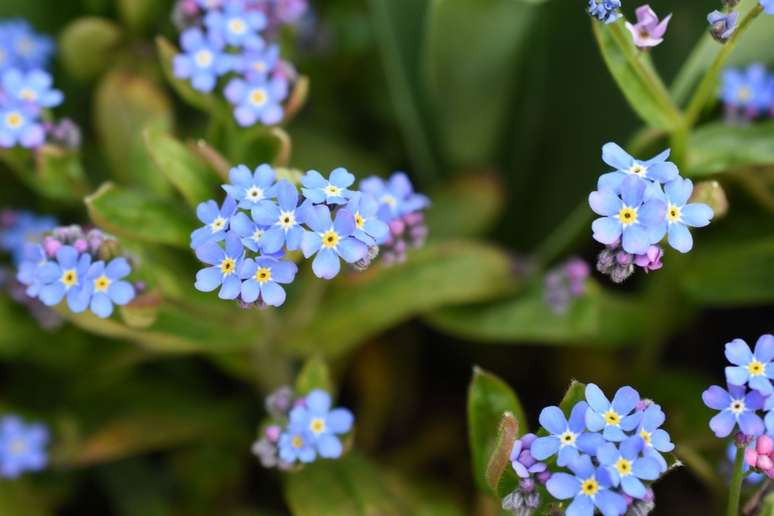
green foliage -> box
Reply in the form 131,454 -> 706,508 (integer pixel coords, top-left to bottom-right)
295,356 -> 333,395
59,17 -> 123,81
687,121 -> 774,176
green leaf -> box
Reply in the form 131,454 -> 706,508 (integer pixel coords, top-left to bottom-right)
424,0 -> 539,166
592,20 -> 681,130
59,17 -> 123,81
34,145 -> 91,201
426,173 -> 505,241
117,0 -> 163,33
224,125 -> 291,167
557,380 -> 587,414
0,483 -> 52,516
467,366 -> 527,496
687,121 -> 774,177
144,128 -> 220,209
85,182 -> 195,248
282,241 -> 517,357
94,70 -> 174,195
295,356 -> 333,395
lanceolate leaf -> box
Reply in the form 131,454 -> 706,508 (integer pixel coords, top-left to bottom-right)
295,356 -> 333,395
687,121 -> 774,177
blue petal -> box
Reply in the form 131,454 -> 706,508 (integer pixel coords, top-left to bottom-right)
539,406 -> 568,435
709,411 -> 736,438
312,249 -> 341,279
667,223 -> 693,253
106,258 -> 131,279
530,436 -> 560,460
681,203 -> 713,227
276,180 -> 298,211
306,390 -> 332,413
567,495 -> 595,516
646,161 -> 679,183
108,281 -> 134,305
196,242 -> 225,265
317,434 -> 343,458
39,283 -> 65,306
621,224 -> 649,255
271,260 -> 298,284
285,226 -> 304,251
261,227 -> 286,254
650,429 -> 674,452
632,457 -> 660,481
546,473 -> 580,500
230,212 -> 254,237
602,142 -> 634,171
196,200 -> 218,224
665,177 -> 693,206
702,385 -> 731,409
725,366 -> 750,386
586,384 -> 610,413
726,339 -> 753,366
251,200 -> 279,226
557,446 -> 579,467
300,231 -> 322,259
260,281 -> 286,306
195,267 -> 223,292
333,209 -> 356,236
90,292 -> 114,318
597,443 -> 618,466
305,205 -> 333,233
641,406 -> 665,431
619,435 -> 642,459
597,172 -> 625,192
594,490 -> 627,516
577,432 -> 603,455
240,279 -> 260,303
638,199 -> 666,227
603,426 -> 626,442
591,217 -> 622,245
67,287 -> 91,313
738,411 -> 764,436
56,245 -> 78,268
229,164 -> 253,187
611,386 -> 639,415
589,190 -> 622,216
620,176 -> 645,207
218,275 -> 241,300
568,402 -> 588,433
327,409 -> 354,433
301,170 -> 326,188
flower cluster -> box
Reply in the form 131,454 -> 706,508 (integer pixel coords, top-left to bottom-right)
251,387 -> 354,469
16,225 -> 137,318
191,165 -> 429,307
702,335 -> 774,439
588,142 -> 713,283
171,0 -> 308,127
0,414 -> 49,479
543,257 -> 590,314
625,5 -> 671,49
0,19 -> 67,149
505,384 -> 674,516
720,64 -> 774,122
587,0 -> 622,24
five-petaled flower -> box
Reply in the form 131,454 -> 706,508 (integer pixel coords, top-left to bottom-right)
635,403 -> 674,472
301,168 -> 356,206
224,74 -> 288,127
597,143 -> 679,192
37,245 -> 92,312
0,415 -> 48,479
546,454 -> 627,516
204,1 -> 267,49
531,401 -> 604,467
300,205 -> 368,279
84,257 -> 136,318
222,164 -> 278,211
238,256 -> 297,307
287,389 -> 354,459
1,68 -> 62,109
585,384 -> 643,442
251,179 -> 308,253
597,436 -> 661,499
702,384 -> 765,438
725,336 -> 774,395
625,5 -> 671,49
191,196 -> 238,249
194,232 -> 245,299
346,192 -> 389,246
653,178 -> 714,254
173,27 -> 232,93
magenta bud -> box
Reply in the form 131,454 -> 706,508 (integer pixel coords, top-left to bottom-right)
43,237 -> 62,258
265,425 -> 281,442
615,251 -> 633,266
389,219 -> 406,236
757,435 -> 774,455
73,239 -> 88,253
536,471 -> 551,484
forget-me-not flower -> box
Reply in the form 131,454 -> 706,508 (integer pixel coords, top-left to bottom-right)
0,21 -> 54,71
359,172 -> 430,223
346,192 -> 389,246
597,436 -> 661,499
234,43 -> 279,80
191,196 -> 237,249
720,64 -> 770,115
635,403 -> 674,472
1,68 -> 63,110
301,168 -> 356,205
278,427 -> 316,464
0,105 -> 44,148
288,389 -> 354,459
725,336 -> 774,395
702,384 -> 765,438
625,5 -> 671,49
16,243 -> 47,297
222,164 -> 277,210
760,0 -> 774,15
251,179 -> 307,253
84,258 -> 135,318
655,178 -> 713,253
173,27 -> 232,93
300,205 -> 368,279
0,210 -> 56,264
194,232 -> 244,299
205,1 -> 267,49
36,245 -> 92,312
238,256 -> 297,307
229,211 -> 269,252
531,401 -> 604,467
585,384 -> 642,442
597,143 -> 679,192
708,10 -> 738,43
224,74 -> 287,126
546,454 -> 627,516
0,415 -> 48,479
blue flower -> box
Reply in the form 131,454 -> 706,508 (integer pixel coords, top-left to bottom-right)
222,164 -> 277,210
278,427 -> 316,464
224,74 -> 287,126
0,210 -> 56,264
84,258 -> 135,318
0,21 -> 54,71
597,436 -> 661,499
589,176 -> 666,255
288,389 -> 354,459
238,256 -> 297,307
597,143 -> 679,192
234,43 -> 280,80
359,172 -> 430,223
585,384 -> 642,442
546,454 -> 627,516
173,27 -> 231,93
708,10 -> 738,43
762,0 -> 774,15
301,168 -> 356,205
16,243 -> 47,297
725,336 -> 774,395
0,415 -> 48,479
300,205 -> 368,279
636,404 -> 674,473
194,232 -> 244,299
191,196 -> 237,249
1,68 -> 63,110
251,180 -> 307,253
36,245 -> 92,312
587,0 -> 622,24
204,2 -> 267,49
531,401 -> 604,467
702,384 -> 765,438
346,193 -> 389,246
720,65 -> 770,115
0,105 -> 44,148
656,178 -> 713,253
229,212 -> 269,252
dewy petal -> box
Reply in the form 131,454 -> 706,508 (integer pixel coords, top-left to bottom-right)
546,473 -> 580,500
667,223 -> 693,253
738,411 -> 765,436
592,217 -> 622,245
539,406 -> 569,436
709,411 -> 736,438
602,142 -> 634,171
589,190 -> 622,216
726,339 -> 754,366
756,335 -> 774,362
681,203 -> 713,228
530,436 -> 560,460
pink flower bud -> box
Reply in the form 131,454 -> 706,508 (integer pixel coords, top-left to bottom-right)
73,239 -> 88,253
758,455 -> 773,471
389,219 -> 406,237
746,447 -> 759,467
265,425 -> 281,442
757,435 -> 774,454
43,237 -> 61,258
766,468 -> 774,479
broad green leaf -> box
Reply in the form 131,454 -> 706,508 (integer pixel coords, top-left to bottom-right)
85,182 -> 195,248
592,20 -> 681,130
426,173 -> 505,241
34,145 -> 91,201
687,121 -> 774,177
94,70 -> 174,195
59,17 -> 123,81
281,241 -> 517,357
144,128 -> 221,208
467,367 -> 527,496
295,356 -> 333,395
424,0 -> 538,166
425,281 -> 646,347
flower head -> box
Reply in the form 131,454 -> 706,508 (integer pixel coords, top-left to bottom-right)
278,427 -> 316,464
1,68 -> 63,110
238,255 -> 297,307
625,5 -> 671,49
224,74 -> 288,126
0,415 -> 48,479
222,164 -> 277,210
546,454 -> 627,516
359,172 -> 430,224
708,10 -> 738,43
300,205 -> 368,279
0,210 -> 56,265
301,168 -> 356,205
597,436 -> 660,499
234,43 -> 280,80
205,1 -> 267,49
0,21 -> 54,71
0,104 -> 44,148
720,64 -> 770,117
635,404 -> 674,472
532,402 -> 604,466
84,258 -> 136,318
173,27 -> 232,93
725,336 -> 774,395
587,0 -> 622,24
191,196 -> 238,249
702,384 -> 765,438
585,384 -> 642,442
346,192 -> 389,246
287,390 -> 354,459
250,179 -> 307,253
36,245 -> 92,312
598,143 -> 679,191
655,178 -> 714,254
194,232 -> 245,299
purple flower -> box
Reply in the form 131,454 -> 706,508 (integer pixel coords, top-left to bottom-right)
625,5 -> 671,49
597,436 -> 661,499
300,205 -> 368,280
84,257 -> 135,318
531,402 -> 604,466
708,10 -> 738,43
191,196 -> 237,249
725,336 -> 774,395
238,255 -> 297,307
194,232 -> 244,299
546,454 -> 627,516
173,28 -> 232,93
633,245 -> 663,272
510,433 -> 547,479
585,384 -> 642,442
224,74 -> 288,127
702,384 -> 765,438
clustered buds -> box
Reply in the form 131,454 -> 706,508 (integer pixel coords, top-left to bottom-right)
744,435 -> 774,478
544,257 -> 590,314
596,240 -> 663,283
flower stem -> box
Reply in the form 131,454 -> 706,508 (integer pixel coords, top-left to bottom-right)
684,4 -> 764,128
727,445 -> 746,516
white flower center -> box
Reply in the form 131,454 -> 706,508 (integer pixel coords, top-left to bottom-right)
559,430 -> 577,448
730,399 -> 746,415
195,49 -> 214,68
210,216 -> 226,233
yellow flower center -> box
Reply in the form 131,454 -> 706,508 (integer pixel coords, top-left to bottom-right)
5,112 -> 23,129
219,258 -> 236,276
581,478 -> 599,497
321,230 -> 340,249
324,184 -> 342,197
194,49 -> 214,68
255,267 -> 272,284
604,410 -> 621,426
228,18 -> 247,35
730,400 -> 745,414
617,207 -> 637,226
559,430 -> 577,447
738,86 -> 752,102
291,435 -> 304,449
253,61 -> 267,73
666,204 -> 682,223
628,164 -> 647,176
615,458 -> 632,477
381,194 -> 397,208
61,269 -> 78,288
640,429 -> 652,445
278,211 -> 295,230
94,275 -> 111,293
355,212 -> 365,230
19,88 -> 37,101
249,88 -> 267,107
749,360 -> 766,377
310,418 -> 326,434
9,438 -> 26,456
210,217 -> 226,232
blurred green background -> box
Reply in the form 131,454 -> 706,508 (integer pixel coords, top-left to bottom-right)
1,0 -> 773,514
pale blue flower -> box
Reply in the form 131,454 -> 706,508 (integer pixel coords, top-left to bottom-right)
300,205 -> 368,279
173,27 -> 232,93
301,168 -> 355,205
656,178 -> 713,253
238,256 -> 297,307
191,196 -> 237,249
224,74 -> 287,126
0,415 -> 48,479
359,172 -> 430,223
597,436 -> 661,499
531,401 -> 604,467
194,232 -> 244,299
36,245 -> 92,312
635,404 -> 674,473
584,384 -> 642,442
287,389 -> 354,459
702,384 -> 765,438
204,2 -> 267,49
250,179 -> 307,253
546,454 -> 627,516
725,336 -> 774,395
222,164 -> 277,210
234,43 -> 279,80
278,428 -> 316,464
0,105 -> 44,148
1,68 -> 63,110
721,65 -> 770,115
597,143 -> 679,192
346,192 -> 389,246
84,258 -> 135,318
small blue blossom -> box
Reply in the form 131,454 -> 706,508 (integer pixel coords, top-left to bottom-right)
0,210 -> 56,264
584,384 -> 642,442
278,427 -> 316,464
0,20 -> 54,71
287,389 -> 354,459
346,192 -> 389,246
173,27 -> 232,93
635,404 -> 674,473
725,336 -> 774,395
587,0 -> 622,24
589,176 -> 666,255
359,172 -> 430,223
720,64 -> 770,116
251,179 -> 307,253
0,415 -> 48,479
229,212 -> 269,252
1,68 -> 63,110
84,258 -> 135,318
300,205 -> 368,280
194,232 -> 245,299
702,384 -> 765,438
204,1 -> 267,49
224,74 -> 287,126
238,256 -> 297,307
655,178 -> 714,254
234,43 -> 280,80
16,243 -> 47,297
597,143 -> 679,192
36,245 -> 92,312
301,168 -> 356,205
531,401 -> 604,467
191,196 -> 238,249
762,0 -> 774,15
597,436 -> 661,499
546,454 -> 627,516
708,10 -> 738,43
0,104 -> 44,148
222,164 -> 277,210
